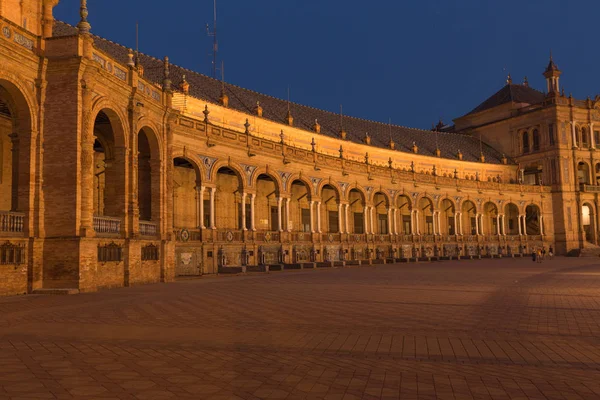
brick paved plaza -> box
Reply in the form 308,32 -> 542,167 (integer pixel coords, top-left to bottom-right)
2,258 -> 600,400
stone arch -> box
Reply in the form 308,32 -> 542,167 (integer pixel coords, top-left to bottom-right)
525,203 -> 541,235
483,201 -> 499,235
172,155 -> 204,229
347,187 -> 366,234
395,194 -> 412,235
286,174 -> 312,196
439,197 -> 456,235
171,151 -> 205,183
252,168 -> 283,196
504,202 -> 520,235
88,98 -> 128,148
319,183 -> 342,233
577,160 -> 591,185
209,160 -> 246,189
289,178 -> 312,233
416,195 -> 435,235
582,202 -> 596,244
0,75 -> 37,132
372,190 -> 390,207
137,125 -> 162,224
316,180 -> 342,200
461,200 -> 478,235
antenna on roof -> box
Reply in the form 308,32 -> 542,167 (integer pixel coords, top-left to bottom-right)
206,0 -> 218,78
135,21 -> 139,66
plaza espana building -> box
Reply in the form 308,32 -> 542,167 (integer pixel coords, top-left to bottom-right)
0,0 -> 596,295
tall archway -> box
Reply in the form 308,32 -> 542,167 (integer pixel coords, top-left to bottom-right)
582,203 -> 595,244
461,200 -> 477,235
373,192 -> 389,234
418,197 -> 434,235
483,202 -> 498,235
396,195 -> 412,235
320,184 -> 340,233
256,174 -> 280,231
215,167 -> 243,230
173,157 -> 201,229
440,198 -> 455,235
505,203 -> 519,235
348,188 -> 366,234
525,204 -> 541,235
290,180 -> 311,232
91,110 -> 127,235
137,127 -> 161,228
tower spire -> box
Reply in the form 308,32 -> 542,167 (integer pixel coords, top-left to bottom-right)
543,51 -> 561,94
77,0 -> 91,35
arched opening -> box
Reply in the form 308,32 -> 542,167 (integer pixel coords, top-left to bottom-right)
582,127 -> 589,148
137,127 -> 161,228
373,192 -> 389,234
440,199 -> 455,235
348,188 -> 365,234
215,167 -> 242,230
525,204 -> 541,235
0,80 -> 32,235
173,157 -> 201,229
522,131 -> 530,153
595,163 -> 600,185
577,162 -> 590,186
396,195 -> 412,235
290,180 -> 311,232
505,203 -> 519,235
256,174 -> 280,232
483,202 -> 498,235
418,197 -> 434,235
582,203 -> 595,244
92,110 -> 127,228
319,184 -> 340,233
461,200 -> 477,235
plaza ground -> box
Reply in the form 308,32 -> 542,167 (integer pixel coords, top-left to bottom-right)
1,258 -> 600,399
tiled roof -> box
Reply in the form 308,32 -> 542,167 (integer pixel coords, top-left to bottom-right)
467,84 -> 545,116
53,21 -> 509,164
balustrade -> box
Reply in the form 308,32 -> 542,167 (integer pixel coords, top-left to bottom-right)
139,220 -> 158,236
93,216 -> 121,234
0,211 -> 24,234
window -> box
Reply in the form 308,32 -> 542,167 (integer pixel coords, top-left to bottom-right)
98,243 -> 123,262
447,216 -> 455,235
548,123 -> 555,146
595,131 -> 600,147
353,212 -> 364,234
301,209 -> 311,232
582,128 -> 589,147
245,204 -> 251,230
425,216 -> 433,235
203,199 -> 210,228
328,211 -> 339,233
522,132 -> 530,153
141,244 -> 159,261
470,217 -> 477,234
532,129 -> 540,151
378,214 -> 388,234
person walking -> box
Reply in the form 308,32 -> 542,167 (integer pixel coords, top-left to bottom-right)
549,246 -> 554,259
532,249 -> 537,262
541,247 -> 546,260
537,248 -> 542,263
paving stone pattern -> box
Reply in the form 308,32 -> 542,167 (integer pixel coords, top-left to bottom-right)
2,258 -> 600,399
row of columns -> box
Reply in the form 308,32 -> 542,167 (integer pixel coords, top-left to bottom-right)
191,190 -> 544,237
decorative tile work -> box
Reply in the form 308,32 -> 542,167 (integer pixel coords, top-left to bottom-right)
198,155 -> 218,180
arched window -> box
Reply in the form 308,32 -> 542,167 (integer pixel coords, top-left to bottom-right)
522,131 -> 530,153
582,127 -> 589,148
532,129 -> 540,151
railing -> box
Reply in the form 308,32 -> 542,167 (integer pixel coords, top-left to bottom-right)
139,220 -> 158,236
322,232 -> 341,242
93,216 -> 121,234
582,184 -> 600,193
0,211 -> 24,233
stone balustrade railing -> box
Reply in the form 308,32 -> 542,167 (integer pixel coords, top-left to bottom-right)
0,211 -> 25,234
93,216 -> 121,234
140,220 -> 158,236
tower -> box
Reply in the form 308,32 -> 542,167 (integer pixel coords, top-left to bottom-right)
543,54 -> 561,94
0,0 -> 59,37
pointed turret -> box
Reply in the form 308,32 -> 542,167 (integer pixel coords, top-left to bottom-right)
543,53 -> 561,94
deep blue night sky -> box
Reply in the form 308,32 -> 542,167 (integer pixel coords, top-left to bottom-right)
55,0 -> 598,129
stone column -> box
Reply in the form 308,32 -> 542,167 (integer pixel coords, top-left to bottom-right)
501,214 -> 506,235
387,208 -> 392,235
496,215 -> 500,235
345,204 -> 350,233
338,203 -> 343,233
437,211 -> 442,235
414,210 -> 420,235
591,123 -> 595,148
209,187 -> 216,229
197,186 -> 205,229
517,214 -> 523,235
250,194 -> 256,231
371,207 -> 376,234
572,122 -> 577,147
540,215 -> 544,236
286,198 -> 291,232
363,205 -> 369,234
410,209 -> 415,235
241,192 -> 247,230
310,200 -> 315,233
317,201 -> 322,233
277,197 -> 283,232
9,133 -> 19,212
475,214 -> 480,235
80,95 -> 95,236
522,215 -> 527,236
